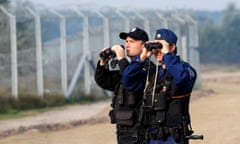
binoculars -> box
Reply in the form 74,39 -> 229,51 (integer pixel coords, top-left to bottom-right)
144,42 -> 162,51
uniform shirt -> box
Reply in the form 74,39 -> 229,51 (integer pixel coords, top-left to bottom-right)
122,52 -> 197,94
95,58 -> 129,92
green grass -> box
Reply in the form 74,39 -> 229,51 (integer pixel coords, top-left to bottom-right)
0,107 -> 63,121
0,99 -> 104,121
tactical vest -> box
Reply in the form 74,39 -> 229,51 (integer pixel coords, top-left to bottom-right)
109,81 -> 143,127
142,68 -> 190,127
141,64 -> 202,143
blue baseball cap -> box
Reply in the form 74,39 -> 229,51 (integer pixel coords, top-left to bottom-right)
154,28 -> 177,44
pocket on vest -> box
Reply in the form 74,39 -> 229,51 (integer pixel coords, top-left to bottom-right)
115,109 -> 134,126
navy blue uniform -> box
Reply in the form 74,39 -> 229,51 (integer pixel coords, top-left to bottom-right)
122,53 -> 197,144
123,53 -> 196,94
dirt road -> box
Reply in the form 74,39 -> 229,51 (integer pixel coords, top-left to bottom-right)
0,68 -> 240,144
190,72 -> 240,144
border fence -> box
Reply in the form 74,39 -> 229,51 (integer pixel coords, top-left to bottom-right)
0,5 -> 200,99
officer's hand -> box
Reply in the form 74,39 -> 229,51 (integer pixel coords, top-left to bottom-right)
111,45 -> 125,60
140,43 -> 152,61
99,47 -> 111,66
160,40 -> 170,54
151,40 -> 169,54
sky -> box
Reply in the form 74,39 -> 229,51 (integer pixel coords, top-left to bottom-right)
29,0 -> 239,11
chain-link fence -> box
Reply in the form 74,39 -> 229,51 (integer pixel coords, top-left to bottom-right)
0,5 -> 200,99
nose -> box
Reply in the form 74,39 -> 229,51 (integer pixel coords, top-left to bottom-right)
125,43 -> 130,49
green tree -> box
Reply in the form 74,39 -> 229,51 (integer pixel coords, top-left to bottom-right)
199,19 -> 224,63
0,0 -> 10,4
199,2 -> 240,64
221,3 -> 240,64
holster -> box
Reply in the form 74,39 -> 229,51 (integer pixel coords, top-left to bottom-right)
115,109 -> 134,126
109,109 -> 116,124
166,99 -> 183,124
169,127 -> 181,143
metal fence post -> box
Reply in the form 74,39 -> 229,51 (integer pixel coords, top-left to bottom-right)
155,12 -> 168,28
0,6 -> 18,98
116,10 -> 130,33
50,9 -> 68,97
27,8 -> 44,97
183,14 -> 201,89
96,11 -> 110,48
171,13 -> 188,61
67,8 -> 90,98
134,11 -> 150,35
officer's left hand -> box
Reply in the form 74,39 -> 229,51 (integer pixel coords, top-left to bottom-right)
150,40 -> 169,54
160,40 -> 170,54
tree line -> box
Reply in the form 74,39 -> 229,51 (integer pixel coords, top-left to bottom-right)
198,3 -> 240,64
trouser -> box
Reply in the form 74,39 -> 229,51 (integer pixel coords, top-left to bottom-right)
148,127 -> 189,144
149,136 -> 181,144
116,125 -> 147,144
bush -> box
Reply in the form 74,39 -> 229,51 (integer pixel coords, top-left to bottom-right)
18,94 -> 46,110
0,90 -> 104,114
67,91 -> 100,104
43,93 -> 66,107
0,94 -> 17,113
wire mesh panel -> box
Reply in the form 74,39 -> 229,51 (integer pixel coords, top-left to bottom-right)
80,10 -> 104,66
15,10 -> 37,95
141,11 -> 168,40
61,11 -> 84,83
120,10 -> 146,32
0,10 -> 11,96
40,10 -> 62,94
101,9 -> 126,47
17,16 -> 37,94
185,18 -> 200,89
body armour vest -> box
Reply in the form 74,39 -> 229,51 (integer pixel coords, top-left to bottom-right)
109,82 -> 143,126
142,68 -> 189,126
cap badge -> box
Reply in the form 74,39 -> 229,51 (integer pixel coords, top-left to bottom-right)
131,27 -> 136,32
156,33 -> 161,39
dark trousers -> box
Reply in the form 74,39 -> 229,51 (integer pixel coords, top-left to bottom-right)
116,125 -> 146,144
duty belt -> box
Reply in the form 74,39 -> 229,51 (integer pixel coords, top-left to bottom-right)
172,93 -> 190,99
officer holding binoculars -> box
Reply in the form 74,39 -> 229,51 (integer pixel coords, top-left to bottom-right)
122,28 -> 202,144
95,27 -> 149,144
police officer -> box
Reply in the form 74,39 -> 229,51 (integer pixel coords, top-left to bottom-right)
122,28 -> 197,144
95,27 -> 149,144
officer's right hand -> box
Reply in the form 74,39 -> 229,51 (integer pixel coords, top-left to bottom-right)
111,45 -> 125,60
99,47 -> 111,66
